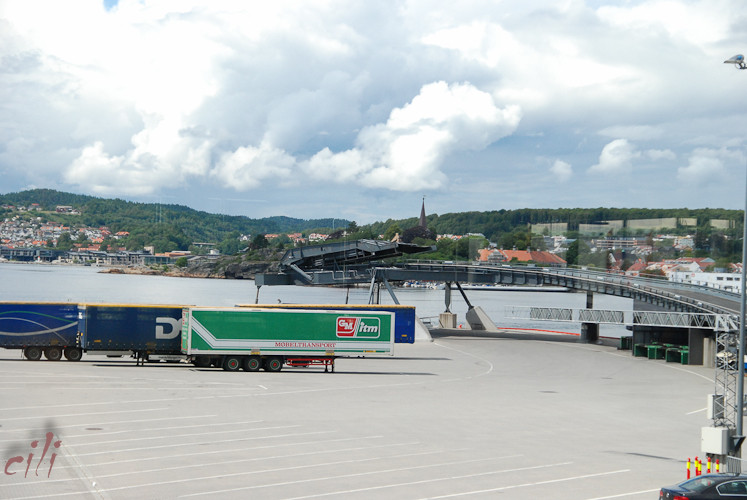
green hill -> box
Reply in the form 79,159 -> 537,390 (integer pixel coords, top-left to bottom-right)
0,189 -> 348,251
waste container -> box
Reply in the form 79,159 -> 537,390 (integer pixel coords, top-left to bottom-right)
647,344 -> 665,360
665,347 -> 681,363
620,336 -> 632,350
633,344 -> 648,357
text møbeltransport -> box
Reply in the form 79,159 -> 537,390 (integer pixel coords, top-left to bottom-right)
274,342 -> 336,348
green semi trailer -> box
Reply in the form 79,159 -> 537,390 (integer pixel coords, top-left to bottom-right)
181,306 -> 397,372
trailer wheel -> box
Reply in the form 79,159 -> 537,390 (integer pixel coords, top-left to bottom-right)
64,347 -> 83,362
263,356 -> 283,372
242,356 -> 261,372
222,356 -> 241,372
44,347 -> 63,361
24,346 -> 42,361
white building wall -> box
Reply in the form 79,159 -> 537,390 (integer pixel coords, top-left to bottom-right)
670,271 -> 742,292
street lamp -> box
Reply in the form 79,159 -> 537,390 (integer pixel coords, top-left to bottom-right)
725,53 -> 747,451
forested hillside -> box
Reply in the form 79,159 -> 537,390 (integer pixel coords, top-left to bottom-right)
2,189 -> 743,256
0,189 -> 346,244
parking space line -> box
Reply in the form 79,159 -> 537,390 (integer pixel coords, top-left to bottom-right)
179,457 -> 546,498
0,414 -> 218,434
74,430 -> 336,457
0,407 -> 169,421
0,441 -> 424,489
584,489 -> 660,500
56,435 -> 390,469
96,447 -> 442,481
52,419 -> 263,440
69,424 -> 301,447
424,469 -> 631,498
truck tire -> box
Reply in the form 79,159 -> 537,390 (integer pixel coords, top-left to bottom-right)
24,346 -> 42,361
44,347 -> 63,361
263,356 -> 283,372
242,356 -> 261,372
64,347 -> 83,362
223,356 -> 241,371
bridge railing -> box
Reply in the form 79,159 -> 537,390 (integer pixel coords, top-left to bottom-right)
505,305 -> 738,331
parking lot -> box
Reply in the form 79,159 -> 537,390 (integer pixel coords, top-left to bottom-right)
0,334 -> 712,499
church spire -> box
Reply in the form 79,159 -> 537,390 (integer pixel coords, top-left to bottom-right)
419,196 -> 427,227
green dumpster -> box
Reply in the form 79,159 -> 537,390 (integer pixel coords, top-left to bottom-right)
680,347 -> 689,365
665,347 -> 682,363
620,336 -> 632,350
633,343 -> 648,357
647,344 -> 665,359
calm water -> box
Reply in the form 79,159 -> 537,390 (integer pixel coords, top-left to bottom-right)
0,262 -> 631,337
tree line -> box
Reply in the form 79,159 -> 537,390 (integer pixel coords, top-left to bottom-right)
1,189 -> 743,262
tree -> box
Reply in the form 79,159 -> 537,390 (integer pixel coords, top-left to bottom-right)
175,256 -> 188,268
347,221 -> 359,233
384,223 -> 402,241
251,234 -> 269,250
565,239 -> 591,267
56,232 -> 74,251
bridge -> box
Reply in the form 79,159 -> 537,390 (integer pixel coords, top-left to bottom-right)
257,239 -> 743,441
257,239 -> 740,316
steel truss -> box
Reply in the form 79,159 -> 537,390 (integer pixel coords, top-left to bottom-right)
505,306 -> 737,330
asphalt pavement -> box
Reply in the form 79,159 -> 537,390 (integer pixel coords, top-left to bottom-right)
0,334 -> 713,499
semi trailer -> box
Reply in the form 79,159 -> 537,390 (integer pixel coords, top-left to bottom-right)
0,302 -> 80,361
237,303 -> 417,343
1,302 -> 416,372
78,303 -> 185,362
0,302 -> 185,362
182,306 -> 401,372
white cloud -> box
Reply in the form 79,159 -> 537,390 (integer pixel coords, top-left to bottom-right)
597,0 -> 725,46
212,142 -> 296,190
598,125 -> 664,141
3,1 -> 747,219
304,81 -> 521,191
677,148 -> 728,184
550,160 -> 573,182
588,139 -> 640,175
646,149 -> 676,161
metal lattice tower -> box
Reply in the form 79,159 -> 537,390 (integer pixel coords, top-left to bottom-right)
714,327 -> 740,429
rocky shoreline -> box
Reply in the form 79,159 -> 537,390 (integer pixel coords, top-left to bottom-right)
98,259 -> 279,280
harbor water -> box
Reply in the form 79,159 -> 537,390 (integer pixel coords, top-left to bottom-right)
0,262 -> 632,338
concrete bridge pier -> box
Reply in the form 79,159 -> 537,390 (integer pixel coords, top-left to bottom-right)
579,291 -> 600,344
439,282 -> 457,328
438,282 -> 498,331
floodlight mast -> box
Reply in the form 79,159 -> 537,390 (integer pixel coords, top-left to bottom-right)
725,52 -> 747,456
725,54 -> 747,70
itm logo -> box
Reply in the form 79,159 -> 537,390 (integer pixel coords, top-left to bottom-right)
336,317 -> 380,338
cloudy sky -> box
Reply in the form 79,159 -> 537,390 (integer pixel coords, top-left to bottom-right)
1,0 -> 747,224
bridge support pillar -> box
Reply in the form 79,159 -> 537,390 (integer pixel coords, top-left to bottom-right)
439,312 -> 457,329
688,328 -> 714,368
579,292 -> 600,344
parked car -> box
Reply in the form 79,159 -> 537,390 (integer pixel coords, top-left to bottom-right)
660,474 -> 747,499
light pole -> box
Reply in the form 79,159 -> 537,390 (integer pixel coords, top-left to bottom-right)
724,54 -> 747,450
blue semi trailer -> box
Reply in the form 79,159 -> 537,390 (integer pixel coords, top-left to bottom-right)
78,303 -> 185,362
0,302 -> 185,362
0,302 -> 81,361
